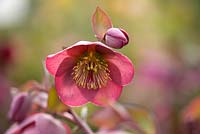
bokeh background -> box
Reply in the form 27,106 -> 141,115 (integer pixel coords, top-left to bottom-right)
0,0 -> 200,134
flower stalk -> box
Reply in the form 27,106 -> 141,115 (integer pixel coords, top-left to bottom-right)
69,109 -> 94,134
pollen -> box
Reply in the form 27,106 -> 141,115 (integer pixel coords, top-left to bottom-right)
72,51 -> 111,90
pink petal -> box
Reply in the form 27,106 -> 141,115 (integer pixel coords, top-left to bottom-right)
45,41 -> 90,76
95,42 -> 115,56
67,41 -> 115,57
46,41 -> 115,76
66,41 -> 89,57
55,56 -> 76,77
92,80 -> 122,106
6,113 -> 67,134
45,49 -> 69,76
106,52 -> 134,86
55,58 -> 98,106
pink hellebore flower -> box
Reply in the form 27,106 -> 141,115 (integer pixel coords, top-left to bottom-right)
46,41 -> 134,106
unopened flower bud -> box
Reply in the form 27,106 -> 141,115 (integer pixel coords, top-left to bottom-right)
103,28 -> 129,49
8,92 -> 32,122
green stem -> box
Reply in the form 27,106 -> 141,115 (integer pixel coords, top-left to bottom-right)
69,109 -> 94,134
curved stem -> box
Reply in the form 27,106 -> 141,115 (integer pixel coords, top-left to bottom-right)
69,109 -> 94,134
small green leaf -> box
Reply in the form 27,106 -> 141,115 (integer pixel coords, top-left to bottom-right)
48,87 -> 69,112
92,6 -> 112,40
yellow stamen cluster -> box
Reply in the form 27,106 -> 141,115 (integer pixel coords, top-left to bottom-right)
72,51 -> 111,90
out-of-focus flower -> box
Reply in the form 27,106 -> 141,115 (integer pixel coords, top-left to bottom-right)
181,97 -> 200,134
138,60 -> 177,89
179,67 -> 200,91
153,103 -> 173,134
0,40 -> 14,71
91,107 -> 122,129
91,103 -> 149,134
0,45 -> 13,65
103,28 -> 129,49
6,113 -> 71,134
183,120 -> 200,134
46,41 -> 134,106
182,97 -> 200,123
8,92 -> 32,122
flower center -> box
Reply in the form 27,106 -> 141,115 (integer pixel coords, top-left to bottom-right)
72,51 -> 111,90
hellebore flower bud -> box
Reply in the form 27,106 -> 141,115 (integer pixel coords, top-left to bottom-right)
8,92 -> 32,122
103,28 -> 129,49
